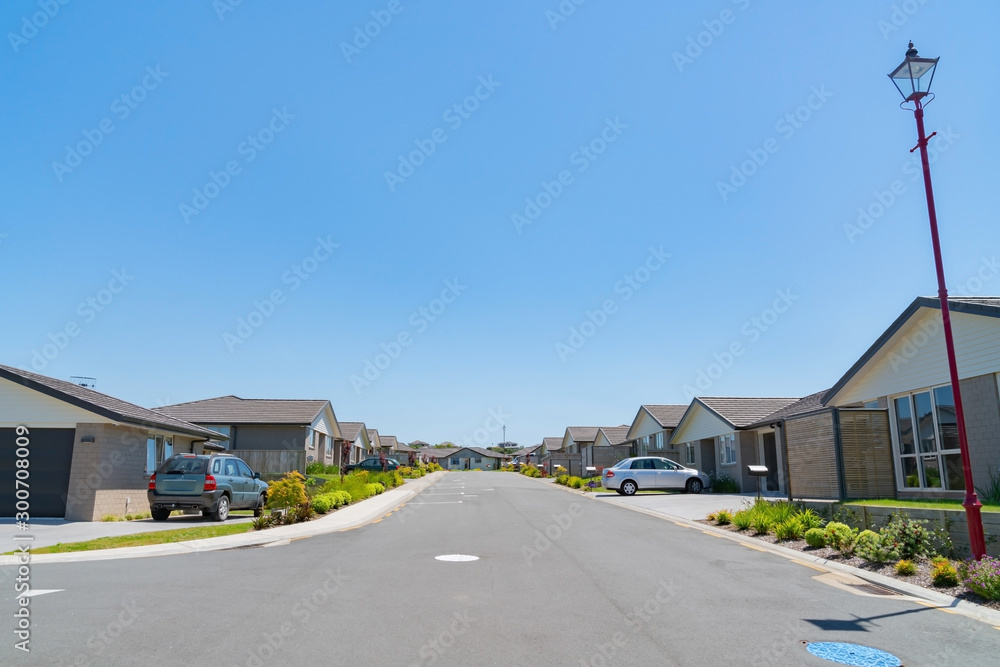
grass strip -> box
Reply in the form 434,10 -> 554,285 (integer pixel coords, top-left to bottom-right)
14,522 -> 254,555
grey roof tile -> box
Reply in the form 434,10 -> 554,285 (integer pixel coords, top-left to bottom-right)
156,395 -> 328,424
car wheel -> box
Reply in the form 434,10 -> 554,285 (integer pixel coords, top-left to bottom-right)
621,480 -> 638,496
686,478 -> 703,494
254,494 -> 265,518
211,495 -> 230,522
615,489 -> 625,496
151,508 -> 171,521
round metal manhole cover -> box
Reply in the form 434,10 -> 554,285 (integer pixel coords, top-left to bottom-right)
435,554 -> 479,562
806,642 -> 901,667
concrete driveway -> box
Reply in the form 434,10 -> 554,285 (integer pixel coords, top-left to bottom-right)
592,490 -> 774,521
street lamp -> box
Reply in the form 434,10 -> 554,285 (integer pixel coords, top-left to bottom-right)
888,42 -> 986,559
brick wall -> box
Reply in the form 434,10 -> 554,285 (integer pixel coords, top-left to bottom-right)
64,423 -> 149,521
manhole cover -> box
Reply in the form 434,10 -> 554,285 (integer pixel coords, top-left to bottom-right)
806,642 -> 901,667
845,582 -> 898,596
435,554 -> 479,562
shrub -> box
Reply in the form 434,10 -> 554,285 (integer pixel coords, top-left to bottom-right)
750,512 -> 773,536
824,522 -> 856,554
294,502 -> 315,523
881,511 -> 934,560
521,465 -> 541,478
102,515 -> 119,522
805,528 -> 827,548
774,519 -> 803,541
961,556 -> 1000,600
710,474 -> 740,493
306,462 -> 325,475
266,471 -> 309,511
895,559 -> 917,576
352,470 -> 370,482
931,558 -> 960,587
732,509 -> 753,531
311,495 -> 333,514
427,462 -> 443,472
794,509 -> 823,531
714,510 -> 733,526
854,530 -> 899,563
251,515 -> 273,530
568,476 -> 583,489
556,474 -> 569,486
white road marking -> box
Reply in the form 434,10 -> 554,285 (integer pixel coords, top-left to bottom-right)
435,554 -> 479,562
21,589 -> 64,598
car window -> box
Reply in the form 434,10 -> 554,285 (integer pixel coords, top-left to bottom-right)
631,459 -> 651,470
656,459 -> 677,470
650,459 -> 667,470
236,459 -> 254,477
224,459 -> 239,476
613,459 -> 631,468
160,457 -> 206,474
212,459 -> 222,474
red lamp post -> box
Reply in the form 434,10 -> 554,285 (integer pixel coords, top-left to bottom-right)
888,42 -> 986,559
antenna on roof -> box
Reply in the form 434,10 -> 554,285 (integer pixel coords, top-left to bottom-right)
71,376 -> 96,388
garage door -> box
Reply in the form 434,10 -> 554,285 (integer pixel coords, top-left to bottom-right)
0,428 -> 76,517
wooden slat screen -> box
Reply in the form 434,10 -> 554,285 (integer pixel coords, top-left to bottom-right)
785,412 -> 839,500
839,410 -> 894,500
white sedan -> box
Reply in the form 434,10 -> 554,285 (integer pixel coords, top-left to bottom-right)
602,457 -> 709,495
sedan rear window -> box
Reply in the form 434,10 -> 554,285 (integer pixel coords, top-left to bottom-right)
160,457 -> 207,474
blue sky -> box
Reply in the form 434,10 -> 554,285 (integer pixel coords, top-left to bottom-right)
2,1 -> 998,448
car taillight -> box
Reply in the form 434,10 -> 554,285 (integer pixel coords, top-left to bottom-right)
605,470 -> 615,478
204,474 -> 217,491
148,473 -> 156,490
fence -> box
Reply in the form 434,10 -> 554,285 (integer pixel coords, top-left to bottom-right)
230,450 -> 306,475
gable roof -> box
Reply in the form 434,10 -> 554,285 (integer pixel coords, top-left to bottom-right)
595,426 -> 630,446
513,445 -> 541,456
824,296 -> 1000,405
339,421 -> 366,441
744,390 -> 831,429
696,397 -> 800,428
641,404 -> 688,429
409,440 -> 429,447
156,395 -> 329,425
379,435 -> 399,449
566,426 -> 600,443
0,364 -> 221,440
543,436 -> 564,451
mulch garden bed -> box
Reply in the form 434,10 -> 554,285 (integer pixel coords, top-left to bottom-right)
696,519 -> 1000,612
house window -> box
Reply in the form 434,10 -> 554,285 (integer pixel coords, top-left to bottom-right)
685,443 -> 696,465
146,435 -> 173,473
719,434 -> 736,465
315,433 -> 326,457
654,433 -> 664,450
475,457 -> 482,463
324,436 -> 332,458
451,458 -> 459,465
893,385 -> 963,490
308,430 -> 316,449
205,425 -> 231,450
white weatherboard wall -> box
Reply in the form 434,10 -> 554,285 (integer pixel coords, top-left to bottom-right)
627,409 -> 662,441
0,378 -> 113,428
669,404 -> 732,445
829,309 -> 1000,406
311,405 -> 341,439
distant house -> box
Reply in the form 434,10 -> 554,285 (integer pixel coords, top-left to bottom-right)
367,429 -> 382,453
592,426 -> 631,469
338,422 -> 372,465
156,395 -> 342,473
430,447 -> 504,470
563,426 -> 601,472
625,404 -> 688,459
511,444 -> 542,463
668,397 -> 798,492
0,364 -> 222,520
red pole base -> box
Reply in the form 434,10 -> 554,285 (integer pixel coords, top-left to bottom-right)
963,492 -> 987,560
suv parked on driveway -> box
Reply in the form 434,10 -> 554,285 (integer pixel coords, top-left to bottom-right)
148,453 -> 268,522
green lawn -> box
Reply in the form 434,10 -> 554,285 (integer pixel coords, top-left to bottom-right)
14,522 -> 255,555
846,498 -> 1000,513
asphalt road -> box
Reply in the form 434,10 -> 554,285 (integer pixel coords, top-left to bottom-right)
2,473 -> 999,666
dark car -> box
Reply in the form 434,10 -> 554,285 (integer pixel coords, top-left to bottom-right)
148,453 -> 268,522
344,456 -> 401,473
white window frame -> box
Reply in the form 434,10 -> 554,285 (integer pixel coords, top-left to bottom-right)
890,384 -> 963,492
685,443 -> 696,466
146,434 -> 173,474
654,433 -> 664,450
719,434 -> 737,465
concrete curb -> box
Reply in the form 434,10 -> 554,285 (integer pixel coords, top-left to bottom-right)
2,472 -> 445,565
592,492 -> 1000,628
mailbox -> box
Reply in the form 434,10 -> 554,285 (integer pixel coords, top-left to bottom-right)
746,465 -> 768,477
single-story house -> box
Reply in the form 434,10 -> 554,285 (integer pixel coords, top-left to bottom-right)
823,296 -> 1000,500
668,397 -> 798,492
0,364 -> 224,520
429,447 -> 505,470
592,426 -> 631,469
338,422 -> 372,465
511,444 -> 542,463
368,429 -> 382,453
156,395 -> 342,473
562,426 -> 601,472
625,404 -> 688,459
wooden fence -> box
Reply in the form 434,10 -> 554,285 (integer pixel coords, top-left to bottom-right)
229,450 -> 306,475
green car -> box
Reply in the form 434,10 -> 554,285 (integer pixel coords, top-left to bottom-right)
148,453 -> 268,521
344,456 -> 401,473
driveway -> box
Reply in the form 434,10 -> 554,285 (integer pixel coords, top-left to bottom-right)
592,490 -> 778,521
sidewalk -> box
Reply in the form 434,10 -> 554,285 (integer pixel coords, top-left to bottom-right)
0,472 -> 444,565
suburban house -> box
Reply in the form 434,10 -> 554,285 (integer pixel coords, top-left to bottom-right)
338,422 -> 372,465
512,444 -> 542,464
668,397 -> 798,493
563,426 -> 601,472
591,426 -> 631,469
368,429 -> 382,452
625,404 -> 688,459
823,296 -> 1000,500
0,364 -> 223,521
538,435 -> 569,473
429,447 -> 505,470
156,396 -> 342,474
